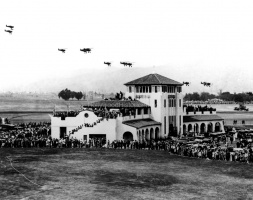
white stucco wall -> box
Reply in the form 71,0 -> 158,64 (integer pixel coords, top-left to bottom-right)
51,110 -> 140,142
125,86 -> 184,137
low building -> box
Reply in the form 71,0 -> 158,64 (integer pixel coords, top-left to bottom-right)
50,73 -> 225,141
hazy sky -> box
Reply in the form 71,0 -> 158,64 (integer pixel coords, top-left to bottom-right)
1,0 -> 253,92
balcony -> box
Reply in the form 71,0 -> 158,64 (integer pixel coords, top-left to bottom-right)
183,105 -> 216,115
120,114 -> 151,122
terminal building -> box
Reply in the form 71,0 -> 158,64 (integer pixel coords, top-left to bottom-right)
50,73 -> 225,141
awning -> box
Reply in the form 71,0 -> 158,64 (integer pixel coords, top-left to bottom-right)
122,118 -> 161,129
184,115 -> 223,123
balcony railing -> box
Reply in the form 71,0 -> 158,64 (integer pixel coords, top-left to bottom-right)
184,111 -> 217,115
121,114 -> 150,121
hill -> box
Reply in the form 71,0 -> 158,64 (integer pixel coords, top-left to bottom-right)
22,65 -> 253,94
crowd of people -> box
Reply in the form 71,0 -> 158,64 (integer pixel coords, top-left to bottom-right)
184,100 -> 235,104
93,108 -> 120,119
53,111 -> 80,118
1,120 -> 253,164
107,138 -> 253,163
184,105 -> 216,113
0,122 -> 51,148
69,118 -> 105,135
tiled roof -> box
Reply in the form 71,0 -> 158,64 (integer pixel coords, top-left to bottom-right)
122,118 -> 161,129
183,115 -> 223,123
86,100 -> 150,108
124,73 -> 182,85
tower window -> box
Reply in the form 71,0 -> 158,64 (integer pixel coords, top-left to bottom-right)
164,99 -> 166,107
164,116 -> 166,135
177,87 -> 182,93
154,100 -> 157,107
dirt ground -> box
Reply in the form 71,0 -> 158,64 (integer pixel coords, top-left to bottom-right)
1,148 -> 253,200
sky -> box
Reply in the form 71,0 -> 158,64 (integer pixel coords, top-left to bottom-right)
1,0 -> 253,93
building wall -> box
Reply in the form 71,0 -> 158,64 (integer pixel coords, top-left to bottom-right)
72,118 -> 117,142
116,118 -> 138,141
51,110 -> 139,142
125,85 -> 184,137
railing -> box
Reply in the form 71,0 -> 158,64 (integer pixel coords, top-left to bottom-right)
121,114 -> 150,121
184,111 -> 216,115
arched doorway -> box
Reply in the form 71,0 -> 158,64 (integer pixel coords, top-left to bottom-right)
123,131 -> 133,141
150,128 -> 154,139
200,123 -> 206,133
188,124 -> 193,132
155,127 -> 159,140
183,124 -> 186,135
207,123 -> 213,132
215,122 -> 221,132
145,129 -> 149,140
194,123 -> 199,134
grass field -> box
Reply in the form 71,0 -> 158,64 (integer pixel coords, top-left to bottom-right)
0,96 -> 91,112
1,95 -> 253,125
0,96 -> 96,124
1,148 -> 253,200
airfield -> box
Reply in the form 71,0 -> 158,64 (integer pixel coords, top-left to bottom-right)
1,148 -> 253,200
1,96 -> 253,125
1,96 -> 253,199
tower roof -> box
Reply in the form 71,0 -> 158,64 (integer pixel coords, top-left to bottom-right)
124,73 -> 182,86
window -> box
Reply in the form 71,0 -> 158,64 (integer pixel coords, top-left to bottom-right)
164,99 -> 166,107
174,99 -> 176,107
149,86 -> 151,93
169,98 -> 176,107
144,108 -> 148,114
154,100 -> 157,107
162,86 -> 168,93
138,108 -> 142,115
179,99 -> 181,107
177,87 -> 182,93
129,86 -> 132,93
164,116 -> 166,135
155,86 -> 157,93
84,113 -> 89,118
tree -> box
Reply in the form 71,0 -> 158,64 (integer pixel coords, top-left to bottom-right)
70,91 -> 76,100
58,88 -> 71,100
191,92 -> 201,101
75,91 -> 83,100
234,93 -> 244,102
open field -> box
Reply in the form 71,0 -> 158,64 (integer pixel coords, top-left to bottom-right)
0,96 -> 96,124
0,148 -> 253,200
1,96 -> 253,125
0,96 -> 95,112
